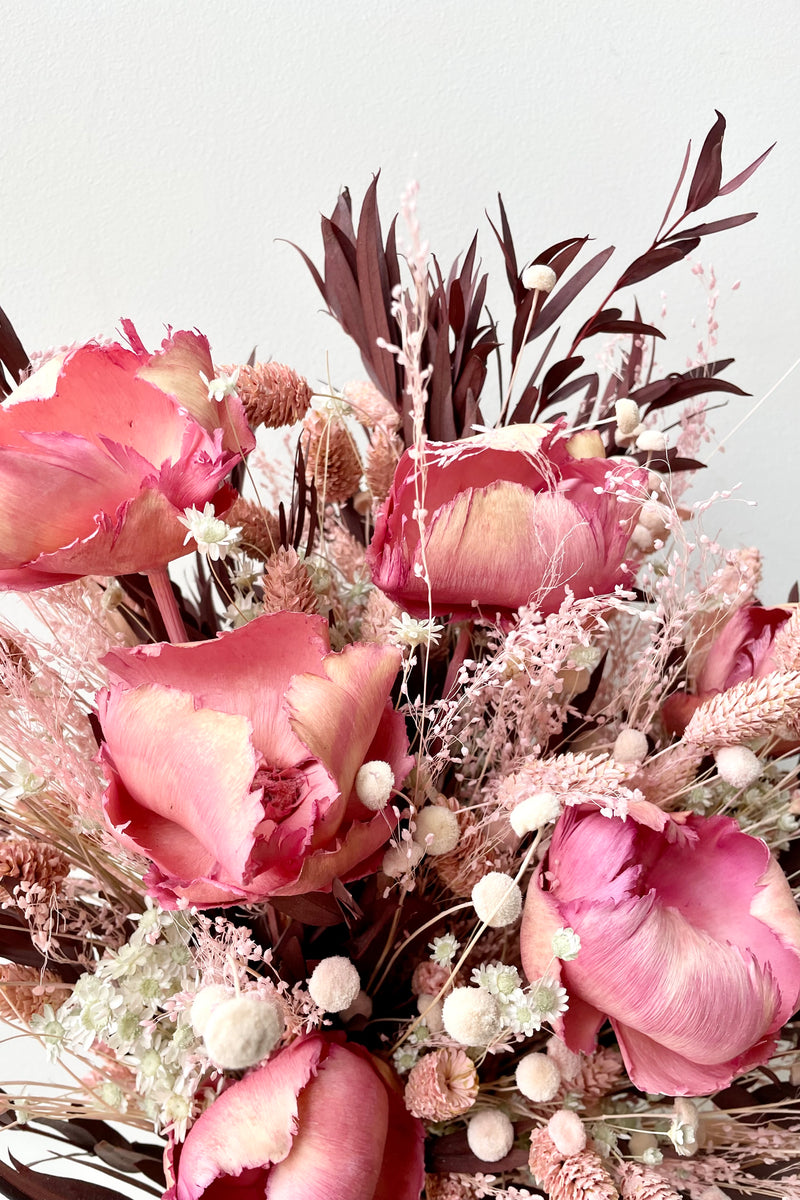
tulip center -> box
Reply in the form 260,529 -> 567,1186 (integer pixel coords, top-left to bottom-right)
251,763 -> 307,823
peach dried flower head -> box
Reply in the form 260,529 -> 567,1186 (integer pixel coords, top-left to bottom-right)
403,1047 -> 479,1120
228,361 -> 312,429
342,380 -> 399,429
261,547 -> 319,616
303,409 -> 363,504
0,964 -> 71,1023
224,496 -> 281,562
0,838 -> 70,896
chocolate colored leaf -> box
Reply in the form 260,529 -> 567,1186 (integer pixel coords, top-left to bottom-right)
270,892 -> 346,926
485,194 -> 522,301
533,245 -> 615,337
0,305 -> 30,398
717,141 -> 775,197
0,1154 -> 128,1200
546,371 -> 599,409
789,581 -> 799,604
634,372 -> 748,416
616,237 -> 701,289
683,356 -> 734,380
586,318 -> 665,340
664,212 -> 756,240
685,110 -> 726,214
356,176 -> 397,402
535,355 -> 585,416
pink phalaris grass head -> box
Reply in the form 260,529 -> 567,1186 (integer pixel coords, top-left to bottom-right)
163,1033 -> 425,1200
342,380 -> 400,429
0,323 -> 254,590
98,612 -> 412,907
528,1127 -> 618,1200
0,838 -> 70,895
367,423 -> 647,620
365,424 -> 404,504
616,1160 -> 683,1199
521,804 -> 800,1095
403,1047 -> 479,1120
303,409 -> 363,504
424,1174 -> 480,1200
261,546 -> 319,616
0,964 -> 71,1022
223,495 -> 280,561
229,361 -> 312,429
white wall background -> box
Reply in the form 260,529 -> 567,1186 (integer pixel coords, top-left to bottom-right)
1,1 -> 799,597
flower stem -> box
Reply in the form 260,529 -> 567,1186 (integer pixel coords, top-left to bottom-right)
147,569 -> 188,643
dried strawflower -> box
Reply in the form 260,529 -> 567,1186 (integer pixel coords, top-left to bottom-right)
261,546 -> 319,615
229,361 -> 312,429
303,409 -> 363,504
403,1047 -> 478,1120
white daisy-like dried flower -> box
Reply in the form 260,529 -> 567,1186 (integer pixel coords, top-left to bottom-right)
551,927 -> 581,961
178,503 -> 241,560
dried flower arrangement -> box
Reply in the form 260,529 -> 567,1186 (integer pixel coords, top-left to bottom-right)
0,112 -> 797,1200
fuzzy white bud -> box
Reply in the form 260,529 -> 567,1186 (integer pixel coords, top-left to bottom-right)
471,871 -> 523,927
190,984 -> 232,1036
442,987 -> 503,1045
635,429 -> 667,453
548,1108 -> 587,1156
307,956 -> 361,1012
355,760 -> 395,810
382,840 -> 425,878
515,1052 -> 561,1102
509,791 -> 561,835
615,398 -> 641,436
413,806 -> 460,855
467,1109 -> 515,1162
613,727 -> 649,764
417,993 -> 445,1034
715,745 -> 762,789
202,993 -> 284,1070
521,263 -> 557,293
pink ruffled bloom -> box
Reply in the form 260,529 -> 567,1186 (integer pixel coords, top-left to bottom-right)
521,804 -> 800,1095
663,605 -> 793,736
366,425 -> 646,620
0,321 -> 254,590
99,612 -> 412,908
163,1033 -> 425,1200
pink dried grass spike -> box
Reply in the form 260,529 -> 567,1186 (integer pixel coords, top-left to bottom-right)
617,1161 -> 682,1200
529,1127 -> 618,1200
683,670 -> 800,748
229,361 -> 312,429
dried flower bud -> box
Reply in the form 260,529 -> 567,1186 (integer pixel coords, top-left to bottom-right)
303,410 -> 363,504
613,727 -> 649,764
202,993 -> 284,1069
404,1047 -> 478,1120
467,1109 -> 515,1161
355,760 -> 395,811
546,1035 -> 581,1081
714,745 -> 761,788
509,791 -> 561,836
668,1096 -> 700,1157
414,806 -> 460,856
190,984 -> 232,1035
412,961 -> 451,997
307,956 -> 361,1012
636,429 -> 667,453
442,987 -> 502,1045
627,1130 -> 659,1159
522,263 -> 557,293
223,497 -> 280,562
548,1108 -> 586,1156
516,1052 -> 561,1102
471,871 -> 522,927
261,546 -> 319,616
229,361 -> 312,429
417,994 -> 445,1034
615,398 -> 641,437
382,840 -> 425,878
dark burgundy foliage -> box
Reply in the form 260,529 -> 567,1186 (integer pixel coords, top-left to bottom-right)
0,304 -> 30,398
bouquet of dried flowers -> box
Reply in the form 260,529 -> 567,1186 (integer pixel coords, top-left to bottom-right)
0,112 -> 797,1200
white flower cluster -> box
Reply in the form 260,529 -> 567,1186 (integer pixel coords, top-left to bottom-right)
390,612 -> 444,650
41,905 -> 209,1138
179,502 -> 242,561
470,961 -> 569,1037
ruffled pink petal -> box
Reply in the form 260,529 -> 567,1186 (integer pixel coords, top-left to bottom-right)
264,1042 -> 389,1200
99,683 -> 261,883
613,1020 -> 778,1097
366,1053 -> 426,1200
286,642 -> 402,840
174,1036 -> 323,1200
102,613 -> 331,768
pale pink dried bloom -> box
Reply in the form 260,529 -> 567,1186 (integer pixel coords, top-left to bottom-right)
558,1046 -> 625,1103
412,961 -> 452,997
0,964 -> 71,1022
360,588 -> 402,644
323,521 -> 368,586
228,361 -> 312,429
772,608 -> 800,672
683,670 -> 800,748
303,410 -> 363,504
224,496 -> 280,561
342,380 -> 399,429
424,1173 -> 480,1200
0,838 -> 70,894
403,1047 -> 478,1120
434,807 -> 515,898
261,546 -> 319,616
617,1161 -> 682,1200
366,424 -> 403,503
633,743 -> 704,808
497,751 -> 635,820
529,1128 -> 617,1200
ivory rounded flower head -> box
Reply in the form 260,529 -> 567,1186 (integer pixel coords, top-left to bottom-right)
467,1109 -> 515,1161
308,957 -> 361,1013
521,804 -> 800,1095
0,322 -> 254,590
472,871 -> 523,927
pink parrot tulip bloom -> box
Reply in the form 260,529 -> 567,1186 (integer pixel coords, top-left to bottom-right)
521,804 -> 800,1095
98,612 -> 411,907
0,321 -> 254,590
163,1033 -> 425,1200
366,424 -> 647,620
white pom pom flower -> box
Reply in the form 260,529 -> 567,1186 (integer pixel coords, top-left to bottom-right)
467,1109 -> 515,1161
521,263 -> 557,293
548,1108 -> 586,1156
202,993 -> 284,1070
307,956 -> 361,1012
613,727 -> 649,764
509,791 -> 561,836
355,760 -> 395,810
442,987 -> 502,1045
614,397 -> 640,436
471,871 -> 523,927
515,1052 -> 561,1102
413,806 -> 460,855
190,984 -> 232,1036
715,745 -> 762,789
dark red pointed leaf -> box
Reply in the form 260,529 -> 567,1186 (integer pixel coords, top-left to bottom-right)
537,355 -> 585,414
665,212 -> 756,240
789,581 -> 799,604
685,110 -> 726,213
546,371 -> 599,409
635,373 -> 748,415
384,214 -> 401,293
330,186 -> 356,242
683,357 -> 734,380
586,318 -> 665,340
533,245 -> 615,337
356,178 -> 397,402
545,235 -> 591,280
616,237 -> 701,289
0,1154 -> 128,1200
321,218 -> 368,344
270,892 -> 345,926
281,238 -> 326,297
509,382 -> 539,426
486,194 -> 522,301
718,142 -> 775,197
0,305 -> 30,396
449,279 -> 465,339
657,138 -> 693,237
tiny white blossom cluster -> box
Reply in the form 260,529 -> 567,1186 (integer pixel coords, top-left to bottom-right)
390,612 -> 444,650
468,962 -> 569,1038
178,503 -> 242,561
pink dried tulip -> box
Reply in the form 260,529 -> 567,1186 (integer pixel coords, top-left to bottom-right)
164,1032 -> 424,1200
230,361 -> 312,429
367,424 -> 647,620
99,612 -> 412,907
521,804 -> 800,1095
0,324 -> 253,590
403,1047 -> 478,1120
